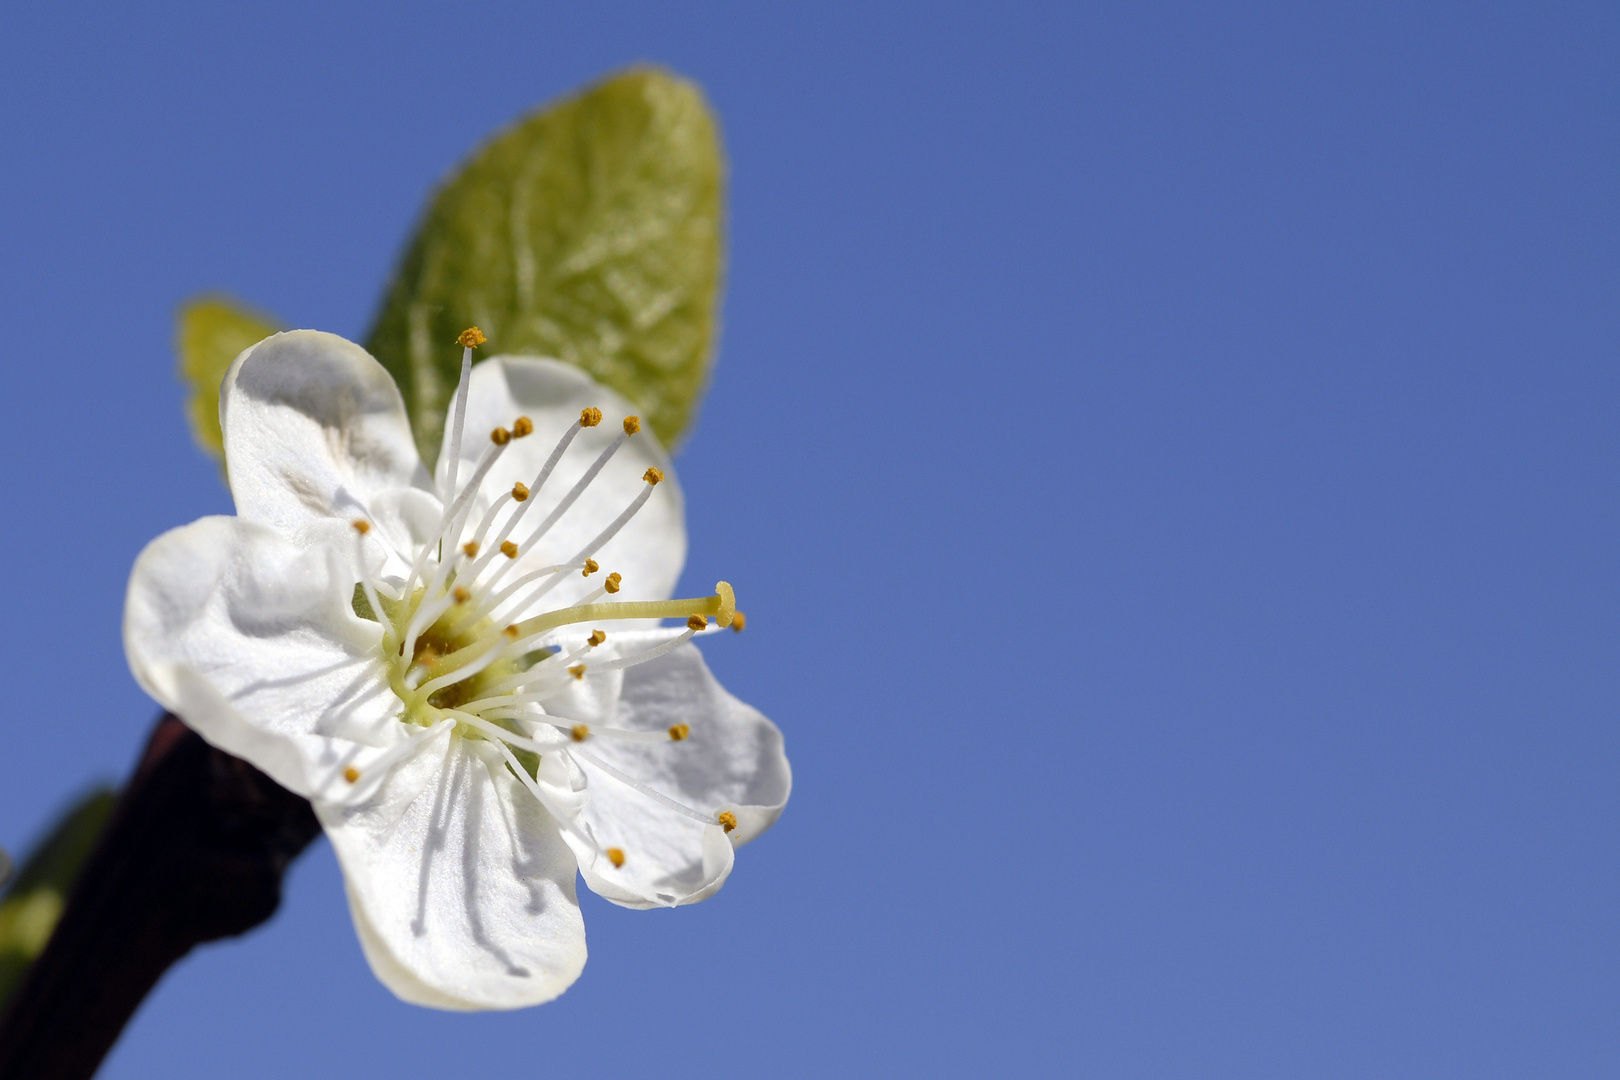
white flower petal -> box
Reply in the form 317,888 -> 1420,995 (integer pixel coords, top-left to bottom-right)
440,357 -> 686,609
321,736 -> 587,1010
123,515 -> 407,801
222,330 -> 429,536
568,643 -> 791,909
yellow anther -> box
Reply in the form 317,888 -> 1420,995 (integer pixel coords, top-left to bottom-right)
500,540 -> 519,559
569,664 -> 587,680
604,572 -> 622,594
643,467 -> 664,485
622,415 -> 641,436
571,723 -> 590,741
606,847 -> 626,868
714,581 -> 736,628
512,416 -> 534,438
504,624 -> 521,639
351,519 -> 370,535
456,327 -> 486,348
717,811 -> 738,834
343,766 -> 361,784
512,481 -> 530,502
732,611 -> 746,633
452,586 -> 471,604
580,407 -> 602,428
462,541 -> 479,558
687,614 -> 708,631
582,558 -> 599,577
587,629 -> 606,647
491,426 -> 511,446
668,723 -> 690,741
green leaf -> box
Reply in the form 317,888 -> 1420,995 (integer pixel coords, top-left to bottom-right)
366,66 -> 725,465
176,295 -> 282,461
0,787 -> 117,1010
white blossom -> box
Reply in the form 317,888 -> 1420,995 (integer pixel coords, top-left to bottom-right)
124,330 -> 790,1009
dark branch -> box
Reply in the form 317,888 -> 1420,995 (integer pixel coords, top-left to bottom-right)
0,716 -> 321,1080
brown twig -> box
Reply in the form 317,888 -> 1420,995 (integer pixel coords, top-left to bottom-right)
0,715 -> 320,1079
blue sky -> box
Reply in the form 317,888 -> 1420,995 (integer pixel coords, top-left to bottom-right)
1,2 -> 1616,1076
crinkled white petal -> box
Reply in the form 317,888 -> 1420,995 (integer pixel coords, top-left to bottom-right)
222,330 -> 430,537
321,735 -> 587,1010
123,515 -> 408,801
565,643 -> 791,909
438,357 -> 686,610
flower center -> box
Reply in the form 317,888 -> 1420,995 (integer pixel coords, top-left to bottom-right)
340,330 -> 743,868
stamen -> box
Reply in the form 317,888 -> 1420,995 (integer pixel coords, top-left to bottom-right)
453,716 -> 598,848
550,484 -> 660,594
402,436 -> 510,614
453,587 -> 471,603
351,525 -> 389,646
585,627 -> 700,672
512,482 -> 530,501
587,630 -> 606,646
344,766 -> 360,783
568,664 -> 586,680
500,540 -> 519,559
443,329 -> 482,501
606,847 -> 626,868
461,421 -> 585,581
493,428 -> 632,588
718,811 -> 738,833
491,426 -> 511,446
581,407 -> 603,427
512,416 -> 534,438
732,611 -> 747,632
583,558 -> 599,576
572,747 -> 718,824
668,723 -> 689,741
462,541 -> 480,558
643,467 -> 663,485
572,724 -> 590,741
687,614 -> 707,631
605,573 -> 622,593
622,416 -> 641,436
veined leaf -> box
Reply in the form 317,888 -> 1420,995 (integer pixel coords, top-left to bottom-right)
366,67 -> 725,464
176,296 -> 281,461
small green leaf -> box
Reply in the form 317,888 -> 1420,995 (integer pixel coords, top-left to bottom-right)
366,66 -> 725,465
0,787 -> 117,1010
176,295 -> 281,460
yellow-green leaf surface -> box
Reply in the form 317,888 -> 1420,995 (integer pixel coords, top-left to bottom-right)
0,787 -> 116,1010
366,67 -> 725,465
176,296 -> 281,460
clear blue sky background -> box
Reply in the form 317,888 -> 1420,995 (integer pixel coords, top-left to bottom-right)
0,2 -> 1615,1076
